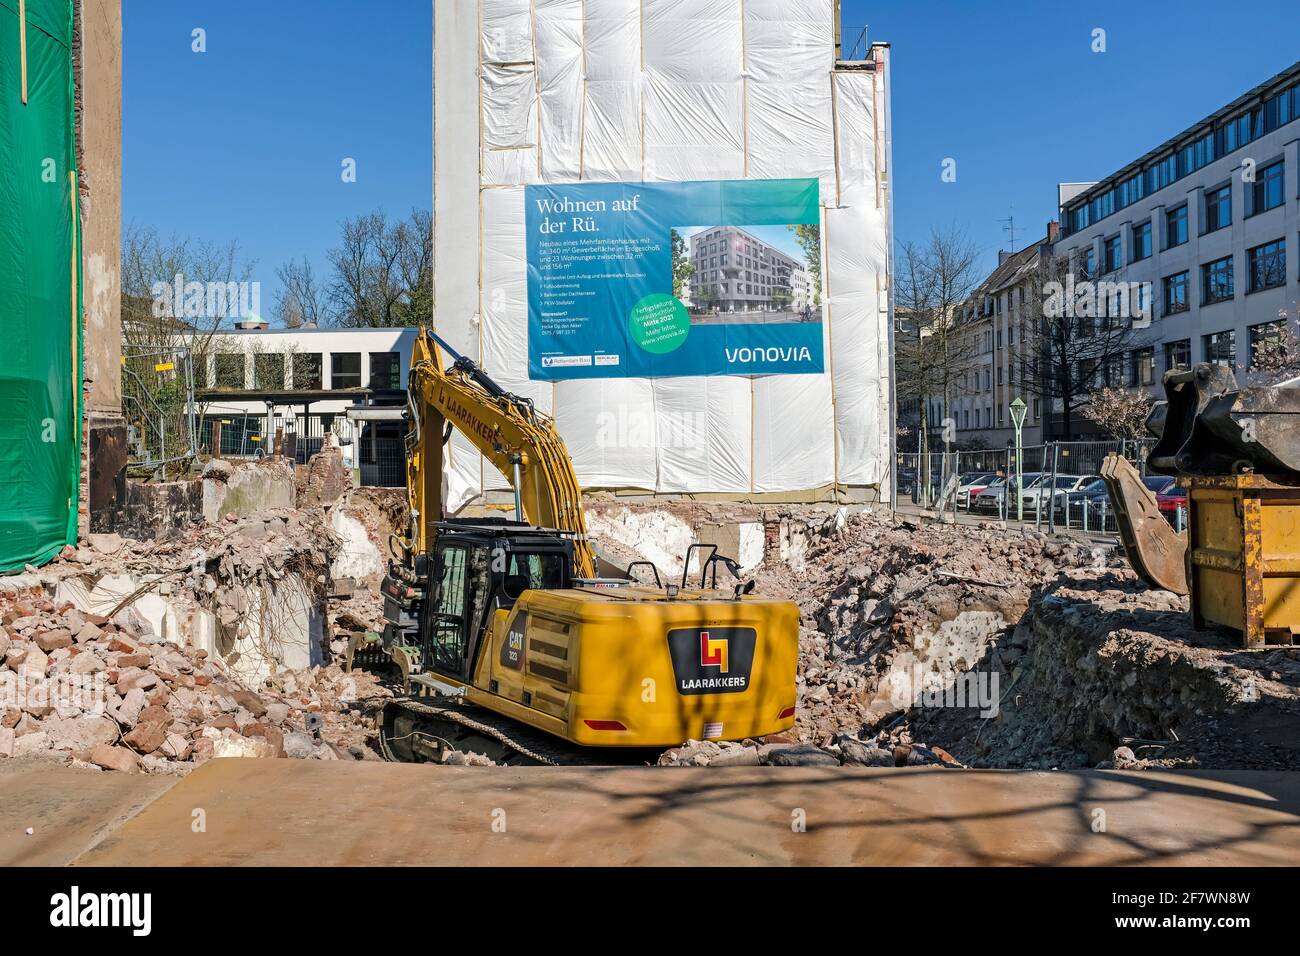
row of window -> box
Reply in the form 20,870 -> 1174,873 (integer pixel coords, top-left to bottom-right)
1161,319 -> 1291,373
207,351 -> 402,391
1079,160 -> 1286,276
953,318 -> 1293,435
957,399 -> 1042,432
1158,237 -> 1289,315
1063,78 -> 1299,236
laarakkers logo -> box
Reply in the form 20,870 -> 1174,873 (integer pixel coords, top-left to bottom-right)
50,886 -> 151,936
700,631 -> 729,673
668,627 -> 756,695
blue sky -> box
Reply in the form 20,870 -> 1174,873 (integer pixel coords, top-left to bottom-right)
844,0 -> 1300,269
122,1 -> 432,314
124,0 -> 1300,309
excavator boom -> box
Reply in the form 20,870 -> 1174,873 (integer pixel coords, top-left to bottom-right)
403,328 -> 596,578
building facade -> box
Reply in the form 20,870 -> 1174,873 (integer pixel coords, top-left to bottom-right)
1050,60 -> 1300,437
942,228 -> 1058,452
686,226 -> 810,315
196,326 -> 417,486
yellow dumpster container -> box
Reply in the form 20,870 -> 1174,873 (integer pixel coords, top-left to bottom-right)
1186,474 -> 1300,647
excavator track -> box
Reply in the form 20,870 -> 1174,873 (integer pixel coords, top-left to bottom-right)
377,694 -> 613,766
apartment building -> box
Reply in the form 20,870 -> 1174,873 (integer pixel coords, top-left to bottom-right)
1051,60 -> 1300,437
687,226 -> 810,314
939,227 -> 1059,451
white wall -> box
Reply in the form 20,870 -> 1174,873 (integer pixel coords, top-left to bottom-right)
435,0 -> 893,506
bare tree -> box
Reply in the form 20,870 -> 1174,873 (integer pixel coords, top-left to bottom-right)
1014,250 -> 1144,440
326,209 -> 432,328
120,225 -> 258,473
274,258 -> 327,328
894,226 -> 983,483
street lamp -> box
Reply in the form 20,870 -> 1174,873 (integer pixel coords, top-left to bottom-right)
1009,397 -> 1028,521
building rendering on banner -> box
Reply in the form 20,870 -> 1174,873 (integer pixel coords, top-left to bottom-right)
685,226 -> 811,317
434,0 -> 893,507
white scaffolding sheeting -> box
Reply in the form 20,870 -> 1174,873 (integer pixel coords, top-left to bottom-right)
442,0 -> 892,504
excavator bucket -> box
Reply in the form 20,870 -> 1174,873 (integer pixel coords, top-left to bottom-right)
1100,454 -> 1189,596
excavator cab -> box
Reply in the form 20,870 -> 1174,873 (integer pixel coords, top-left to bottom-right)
386,519 -> 577,684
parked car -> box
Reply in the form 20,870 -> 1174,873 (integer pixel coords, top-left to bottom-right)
1020,474 -> 1102,515
971,473 -> 1043,514
1055,477 -> 1106,517
956,472 -> 998,508
1157,484 -> 1188,525
1079,475 -> 1176,528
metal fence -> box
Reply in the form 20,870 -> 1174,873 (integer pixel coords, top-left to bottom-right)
122,346 -> 197,477
195,407 -> 407,488
896,438 -> 1187,535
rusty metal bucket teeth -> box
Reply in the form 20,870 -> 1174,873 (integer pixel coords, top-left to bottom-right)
1100,454 -> 1189,596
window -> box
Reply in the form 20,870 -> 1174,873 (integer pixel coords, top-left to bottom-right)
294,353 -> 322,390
1203,183 -> 1231,233
1165,204 -> 1188,248
1247,239 -> 1286,293
1083,247 -> 1096,278
1250,320 -> 1289,367
1164,339 -> 1191,372
253,353 -> 284,390
1203,329 -> 1237,369
1130,347 -> 1155,387
1246,159 -> 1285,217
1104,235 -> 1122,273
1201,256 -> 1234,305
1131,221 -> 1152,262
1163,271 -> 1189,316
331,352 -> 361,389
369,352 -> 401,390
213,353 -> 245,389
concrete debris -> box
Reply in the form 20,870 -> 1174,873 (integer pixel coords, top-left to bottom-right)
0,568 -> 387,773
739,511 -> 1110,759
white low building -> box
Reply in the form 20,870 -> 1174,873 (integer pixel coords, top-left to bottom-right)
198,325 -> 418,485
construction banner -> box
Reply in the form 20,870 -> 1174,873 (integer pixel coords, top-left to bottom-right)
526,178 -> 824,380
0,0 -> 80,571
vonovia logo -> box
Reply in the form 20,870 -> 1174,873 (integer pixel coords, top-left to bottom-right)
668,627 -> 756,695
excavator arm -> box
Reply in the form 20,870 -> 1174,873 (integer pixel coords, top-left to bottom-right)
401,327 -> 596,578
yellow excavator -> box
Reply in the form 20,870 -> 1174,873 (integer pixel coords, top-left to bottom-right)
371,328 -> 798,763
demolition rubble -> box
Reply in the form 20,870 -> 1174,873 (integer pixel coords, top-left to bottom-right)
2,454 -> 1294,774
0,453 -> 391,773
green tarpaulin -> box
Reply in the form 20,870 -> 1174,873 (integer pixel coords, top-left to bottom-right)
0,0 -> 80,572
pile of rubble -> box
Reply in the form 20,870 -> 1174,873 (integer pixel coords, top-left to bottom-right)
913,567 -> 1300,770
0,591 -> 387,773
729,510 -> 1114,765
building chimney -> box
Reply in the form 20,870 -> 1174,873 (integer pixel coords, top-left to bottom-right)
1046,219 -> 1060,243
998,250 -> 1012,265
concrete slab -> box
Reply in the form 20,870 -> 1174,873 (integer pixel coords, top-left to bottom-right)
76,759 -> 1300,866
0,761 -> 177,866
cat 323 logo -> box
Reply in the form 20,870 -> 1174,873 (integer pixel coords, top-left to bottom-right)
667,627 -> 757,695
